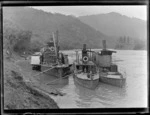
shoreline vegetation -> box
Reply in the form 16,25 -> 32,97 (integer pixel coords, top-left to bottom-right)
4,50 -> 59,109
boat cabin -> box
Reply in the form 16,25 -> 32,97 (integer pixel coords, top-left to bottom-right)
40,35 -> 70,66
75,44 -> 97,74
40,36 -> 57,65
75,61 -> 97,74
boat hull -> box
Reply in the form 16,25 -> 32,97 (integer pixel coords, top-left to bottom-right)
99,73 -> 126,87
41,64 -> 72,78
73,74 -> 99,89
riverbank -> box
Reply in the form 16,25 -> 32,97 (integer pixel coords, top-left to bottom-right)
3,52 -> 59,109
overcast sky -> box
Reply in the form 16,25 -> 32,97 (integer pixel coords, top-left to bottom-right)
32,6 -> 147,21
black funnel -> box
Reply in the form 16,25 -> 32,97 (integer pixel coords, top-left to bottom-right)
83,44 -> 86,50
102,40 -> 106,50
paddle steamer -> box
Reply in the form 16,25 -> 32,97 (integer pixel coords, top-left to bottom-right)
31,31 -> 72,79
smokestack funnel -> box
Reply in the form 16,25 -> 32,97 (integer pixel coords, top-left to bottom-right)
83,44 -> 86,50
102,40 -> 106,50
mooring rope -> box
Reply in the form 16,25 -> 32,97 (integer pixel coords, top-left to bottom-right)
46,73 -> 73,85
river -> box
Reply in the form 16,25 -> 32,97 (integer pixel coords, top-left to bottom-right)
17,50 -> 147,108
50,50 -> 148,108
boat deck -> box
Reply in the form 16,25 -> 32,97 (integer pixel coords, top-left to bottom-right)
41,64 -> 69,68
100,72 -> 123,79
76,73 -> 99,80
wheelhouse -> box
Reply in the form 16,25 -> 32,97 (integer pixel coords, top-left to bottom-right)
75,61 -> 97,74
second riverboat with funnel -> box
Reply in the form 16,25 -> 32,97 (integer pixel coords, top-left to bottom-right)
92,40 -> 126,87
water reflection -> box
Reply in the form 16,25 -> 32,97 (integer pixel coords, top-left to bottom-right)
74,80 -> 96,100
74,81 -> 96,107
47,77 -> 69,89
97,83 -> 126,99
74,79 -> 127,107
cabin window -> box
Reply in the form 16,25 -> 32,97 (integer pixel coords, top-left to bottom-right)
76,65 -> 80,70
94,56 -> 96,61
82,65 -> 89,73
92,66 -> 96,74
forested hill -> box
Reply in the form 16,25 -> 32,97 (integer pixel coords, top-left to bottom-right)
3,7 -> 112,53
3,7 -> 146,53
78,12 -> 147,50
79,12 -> 147,41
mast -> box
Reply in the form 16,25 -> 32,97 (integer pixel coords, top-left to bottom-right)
55,30 -> 59,64
56,30 -> 59,52
90,48 -> 91,61
52,32 -> 57,58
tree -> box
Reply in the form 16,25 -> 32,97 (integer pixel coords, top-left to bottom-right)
30,40 -> 43,53
13,30 -> 32,54
127,36 -> 130,44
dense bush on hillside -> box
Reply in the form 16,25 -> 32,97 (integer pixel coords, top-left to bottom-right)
3,7 -> 107,50
30,39 -> 44,52
3,25 -> 32,55
13,30 -> 32,53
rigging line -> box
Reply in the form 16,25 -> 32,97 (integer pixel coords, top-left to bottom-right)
32,66 -> 55,77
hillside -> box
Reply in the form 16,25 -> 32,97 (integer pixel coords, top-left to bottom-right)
79,12 -> 147,41
3,7 -> 110,50
3,7 -> 146,51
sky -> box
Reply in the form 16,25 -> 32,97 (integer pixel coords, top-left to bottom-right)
32,6 -> 147,21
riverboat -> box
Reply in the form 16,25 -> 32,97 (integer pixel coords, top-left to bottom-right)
92,40 -> 126,87
73,44 -> 99,89
31,30 -> 72,80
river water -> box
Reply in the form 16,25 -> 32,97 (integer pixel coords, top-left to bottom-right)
45,50 -> 148,108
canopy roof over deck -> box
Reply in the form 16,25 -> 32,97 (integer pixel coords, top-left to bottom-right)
100,49 -> 116,55
75,61 -> 96,66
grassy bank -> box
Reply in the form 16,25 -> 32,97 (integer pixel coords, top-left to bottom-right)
3,52 -> 59,109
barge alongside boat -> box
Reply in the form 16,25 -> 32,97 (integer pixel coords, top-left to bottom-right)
99,71 -> 126,87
